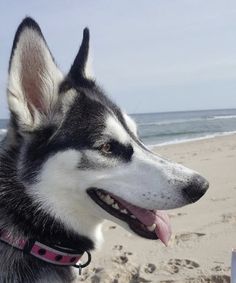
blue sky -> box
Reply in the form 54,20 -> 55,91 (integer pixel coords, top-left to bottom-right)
0,0 -> 236,118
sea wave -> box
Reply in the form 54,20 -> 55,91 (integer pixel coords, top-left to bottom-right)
141,130 -> 205,139
209,115 -> 236,120
137,118 -> 205,126
137,115 -> 236,127
148,130 -> 236,148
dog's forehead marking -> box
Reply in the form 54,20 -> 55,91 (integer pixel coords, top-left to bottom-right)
61,88 -> 77,115
104,115 -> 130,144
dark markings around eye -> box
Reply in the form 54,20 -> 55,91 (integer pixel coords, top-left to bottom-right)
97,140 -> 134,162
78,140 -> 134,170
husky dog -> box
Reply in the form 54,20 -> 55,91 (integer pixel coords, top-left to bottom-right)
0,18 -> 209,283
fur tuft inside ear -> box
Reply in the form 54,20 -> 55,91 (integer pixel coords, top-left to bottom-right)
7,17 -> 63,131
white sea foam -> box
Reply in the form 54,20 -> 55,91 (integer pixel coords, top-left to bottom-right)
148,131 -> 236,149
210,115 -> 236,120
138,114 -> 236,127
138,118 -> 205,127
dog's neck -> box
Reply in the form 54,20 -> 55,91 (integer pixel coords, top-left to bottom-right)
0,218 -> 87,283
0,140 -> 94,283
0,240 -> 77,283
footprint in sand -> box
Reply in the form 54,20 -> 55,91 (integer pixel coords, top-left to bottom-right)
112,248 -> 133,265
193,275 -> 230,283
113,244 -> 123,251
207,275 -> 230,283
160,275 -> 230,283
166,259 -> 200,274
144,263 -> 156,274
221,213 -> 236,223
174,232 -> 205,244
112,253 -> 129,265
211,265 -> 230,272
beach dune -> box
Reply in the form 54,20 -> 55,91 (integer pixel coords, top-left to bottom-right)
78,134 -> 236,283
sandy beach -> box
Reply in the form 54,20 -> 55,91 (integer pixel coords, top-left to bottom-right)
79,134 -> 236,283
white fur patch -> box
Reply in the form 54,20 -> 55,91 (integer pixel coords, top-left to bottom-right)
123,113 -> 138,137
84,48 -> 94,79
27,150 -> 104,248
104,115 -> 130,144
60,88 -> 77,115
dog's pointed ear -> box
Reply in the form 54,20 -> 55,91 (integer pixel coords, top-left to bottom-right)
67,28 -> 93,86
7,17 -> 63,131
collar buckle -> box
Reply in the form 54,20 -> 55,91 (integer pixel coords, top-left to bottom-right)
73,251 -> 92,275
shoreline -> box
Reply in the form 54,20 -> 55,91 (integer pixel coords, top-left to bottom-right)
148,131 -> 236,149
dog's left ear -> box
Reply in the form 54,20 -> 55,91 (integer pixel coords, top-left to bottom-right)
7,17 -> 63,132
67,28 -> 93,86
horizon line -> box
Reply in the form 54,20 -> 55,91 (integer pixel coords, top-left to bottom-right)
1,107 -> 236,120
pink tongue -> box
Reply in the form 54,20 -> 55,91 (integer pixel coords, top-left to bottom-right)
113,196 -> 172,246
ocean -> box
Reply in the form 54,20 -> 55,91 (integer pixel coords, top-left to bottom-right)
1,108 -> 236,146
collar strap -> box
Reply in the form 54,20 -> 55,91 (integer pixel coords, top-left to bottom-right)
0,229 -> 87,267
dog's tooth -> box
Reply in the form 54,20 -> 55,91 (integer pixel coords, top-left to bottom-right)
112,203 -> 119,210
130,215 -> 136,219
104,195 -> 110,202
100,194 -> 105,200
106,195 -> 112,201
104,195 -> 114,205
108,199 -> 114,205
121,209 -> 128,214
147,223 -> 156,232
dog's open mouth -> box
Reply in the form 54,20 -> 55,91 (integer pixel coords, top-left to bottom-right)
87,188 -> 171,246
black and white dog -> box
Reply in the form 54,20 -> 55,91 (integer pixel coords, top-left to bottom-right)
0,18 -> 209,282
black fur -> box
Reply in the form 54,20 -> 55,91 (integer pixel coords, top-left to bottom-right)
66,27 -> 96,89
1,17 -> 138,283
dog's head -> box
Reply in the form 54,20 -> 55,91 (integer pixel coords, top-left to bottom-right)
6,18 -> 208,247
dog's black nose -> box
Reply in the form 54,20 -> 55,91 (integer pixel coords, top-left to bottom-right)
182,174 -> 209,203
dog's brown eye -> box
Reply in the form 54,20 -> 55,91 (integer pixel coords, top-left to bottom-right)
100,143 -> 112,154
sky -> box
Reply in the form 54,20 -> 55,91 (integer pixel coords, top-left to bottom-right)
0,0 -> 236,118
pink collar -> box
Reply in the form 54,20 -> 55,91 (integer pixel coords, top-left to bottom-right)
0,229 -> 91,270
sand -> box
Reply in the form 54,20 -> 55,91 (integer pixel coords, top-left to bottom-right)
78,134 -> 236,283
